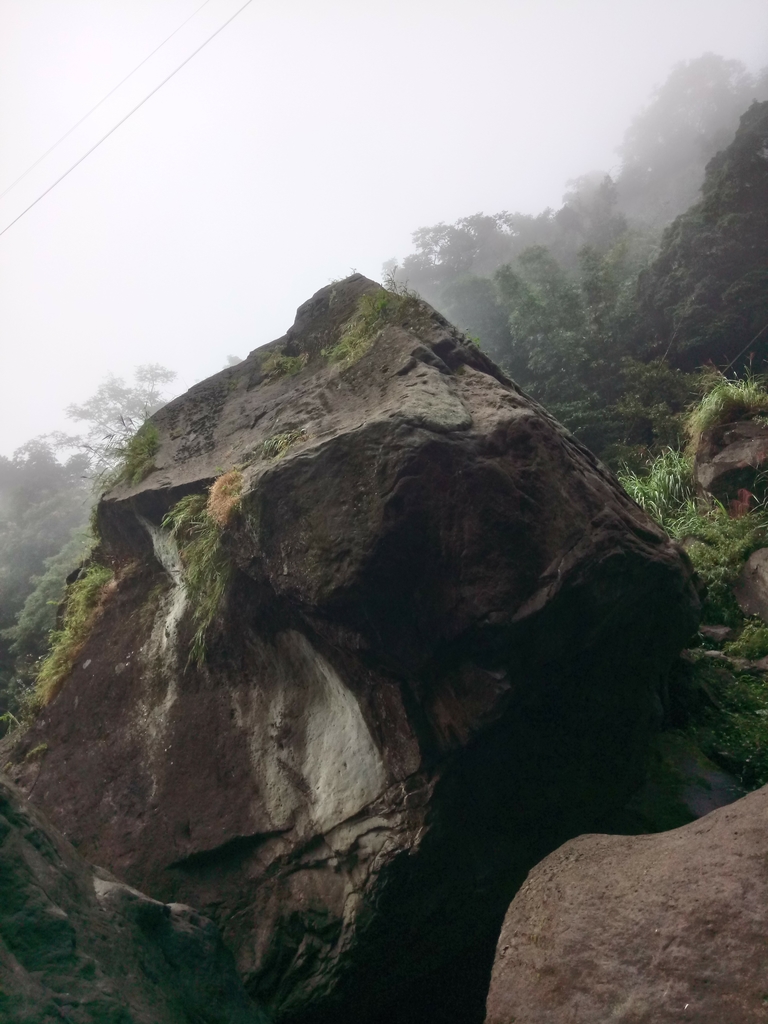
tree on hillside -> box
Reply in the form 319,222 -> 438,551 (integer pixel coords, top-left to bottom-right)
396,53 -> 767,315
635,100 -> 768,371
398,176 -> 627,308
0,440 -> 91,711
386,53 -> 768,464
617,53 -> 768,227
66,362 -> 177,474
0,363 -> 178,724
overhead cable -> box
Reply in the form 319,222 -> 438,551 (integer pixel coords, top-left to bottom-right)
0,0 -> 255,241
0,0 -> 215,203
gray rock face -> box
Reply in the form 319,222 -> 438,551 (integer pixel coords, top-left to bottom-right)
6,277 -> 700,1024
734,547 -> 768,622
0,773 -> 267,1024
486,785 -> 768,1024
694,420 -> 768,505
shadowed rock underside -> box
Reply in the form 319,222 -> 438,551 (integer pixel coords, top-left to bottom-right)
0,775 -> 267,1024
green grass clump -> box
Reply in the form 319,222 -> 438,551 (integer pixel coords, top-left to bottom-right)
687,372 -> 768,449
35,563 -> 114,705
324,282 -> 426,366
262,428 -> 307,460
163,478 -> 242,665
0,711 -> 20,735
676,504 -> 768,625
114,422 -> 160,485
618,448 -> 695,529
25,743 -> 48,762
262,351 -> 307,379
619,446 -> 768,624
724,619 -> 768,660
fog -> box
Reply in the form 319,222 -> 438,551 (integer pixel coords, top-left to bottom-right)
1,0 -> 767,453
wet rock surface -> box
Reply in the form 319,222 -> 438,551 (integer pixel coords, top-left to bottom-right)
486,784 -> 768,1024
0,773 -> 267,1024
5,276 -> 699,1023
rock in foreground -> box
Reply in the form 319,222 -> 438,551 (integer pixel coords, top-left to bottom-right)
486,785 -> 768,1024
7,276 -> 699,1023
0,773 -> 267,1024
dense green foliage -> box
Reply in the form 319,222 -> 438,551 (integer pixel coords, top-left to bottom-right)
677,652 -> 768,790
724,619 -> 768,660
637,101 -> 768,372
683,507 -> 768,625
0,441 -> 91,715
5,531 -> 93,669
620,382 -> 768,796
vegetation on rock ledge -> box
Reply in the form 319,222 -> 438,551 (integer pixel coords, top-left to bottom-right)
163,470 -> 242,665
324,282 -> 427,366
111,422 -> 160,486
261,350 -> 307,380
262,428 -> 307,460
686,373 -> 768,448
35,562 -> 114,708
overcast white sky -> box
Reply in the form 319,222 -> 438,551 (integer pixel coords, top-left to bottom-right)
1,0 -> 767,455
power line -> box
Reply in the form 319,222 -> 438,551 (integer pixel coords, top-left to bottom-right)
0,0 -> 255,241
0,0 -> 215,203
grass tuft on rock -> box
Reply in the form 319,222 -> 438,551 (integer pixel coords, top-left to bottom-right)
676,505 -> 768,625
618,448 -> 695,529
686,372 -> 768,449
207,470 -> 243,528
35,563 -> 115,706
324,281 -> 427,366
262,351 -> 307,380
262,429 -> 307,460
163,475 -> 243,665
724,619 -> 768,660
620,443 -> 768,625
112,423 -> 160,485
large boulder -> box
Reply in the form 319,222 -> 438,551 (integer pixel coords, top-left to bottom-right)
0,773 -> 267,1024
5,276 -> 699,1024
485,784 -> 768,1024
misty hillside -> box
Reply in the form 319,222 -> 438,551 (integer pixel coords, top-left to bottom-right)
5,27 -> 768,1023
2,53 -> 768,727
393,54 -> 768,459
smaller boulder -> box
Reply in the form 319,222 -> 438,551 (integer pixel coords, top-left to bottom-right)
694,420 -> 768,504
698,624 -> 732,643
486,785 -> 768,1024
733,547 -> 768,622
